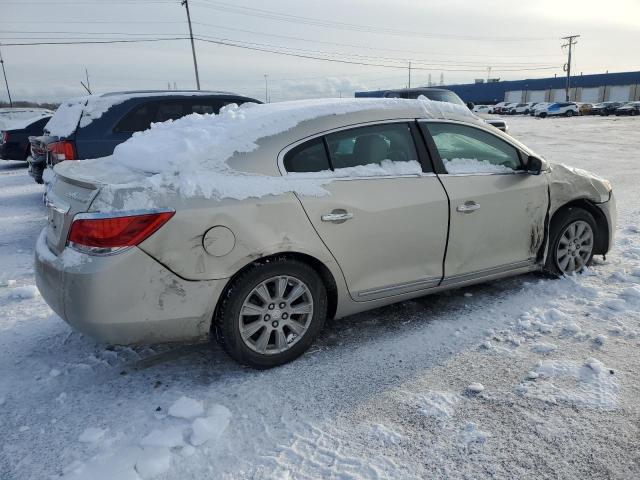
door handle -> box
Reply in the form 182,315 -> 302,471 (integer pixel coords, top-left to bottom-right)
456,201 -> 481,213
321,210 -> 354,223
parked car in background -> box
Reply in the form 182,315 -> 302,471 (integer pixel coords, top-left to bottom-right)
591,102 -> 623,116
0,115 -> 52,161
577,103 -> 593,115
35,98 -> 616,368
536,102 -> 579,118
507,102 -> 538,115
472,104 -> 492,114
28,90 -> 261,183
491,101 -> 508,114
0,108 -> 54,131
530,102 -> 550,116
614,101 -> 640,116
374,87 -> 508,132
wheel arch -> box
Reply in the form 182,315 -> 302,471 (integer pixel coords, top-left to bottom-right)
550,199 -> 609,254
211,251 -> 339,334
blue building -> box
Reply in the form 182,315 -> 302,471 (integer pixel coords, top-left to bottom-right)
355,71 -> 640,104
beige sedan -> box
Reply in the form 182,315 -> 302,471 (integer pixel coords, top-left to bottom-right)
35,99 -> 616,368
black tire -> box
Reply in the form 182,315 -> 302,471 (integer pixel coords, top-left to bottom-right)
545,207 -> 597,277
213,258 -> 327,369
566,110 -> 574,117
539,112 -> 547,118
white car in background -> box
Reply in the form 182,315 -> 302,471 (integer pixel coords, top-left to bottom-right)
472,105 -> 492,114
507,102 -> 538,115
536,102 -> 579,118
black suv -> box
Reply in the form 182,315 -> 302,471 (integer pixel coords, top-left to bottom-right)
28,90 -> 260,183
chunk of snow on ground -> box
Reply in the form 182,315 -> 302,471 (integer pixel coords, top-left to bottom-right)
619,286 -> 640,300
8,285 -> 39,299
135,447 -> 171,479
593,334 -> 607,346
443,157 -> 514,174
0,395 -> 6,406
561,322 -> 581,335
190,404 -> 232,446
416,391 -> 459,418
602,299 -> 627,311
517,359 -> 619,410
78,427 -> 106,443
466,383 -> 485,394
369,423 -> 405,445
531,342 -> 557,354
545,308 -> 568,323
62,446 -> 142,480
459,422 -> 490,446
49,368 -> 62,377
167,396 -> 204,419
526,371 -> 540,380
140,426 -> 185,448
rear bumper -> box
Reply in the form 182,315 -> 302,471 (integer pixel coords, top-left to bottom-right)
34,229 -> 226,345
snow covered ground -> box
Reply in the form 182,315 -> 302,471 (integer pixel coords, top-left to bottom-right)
1,115 -> 639,479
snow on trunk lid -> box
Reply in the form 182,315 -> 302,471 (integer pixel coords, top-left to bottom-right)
44,172 -> 99,255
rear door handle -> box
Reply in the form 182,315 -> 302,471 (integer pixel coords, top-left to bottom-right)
457,201 -> 481,213
321,210 -> 353,223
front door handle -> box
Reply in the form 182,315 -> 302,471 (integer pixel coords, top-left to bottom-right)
321,209 -> 354,223
457,201 -> 481,213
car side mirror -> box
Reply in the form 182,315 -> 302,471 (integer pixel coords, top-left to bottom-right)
527,155 -> 544,175
466,101 -> 475,110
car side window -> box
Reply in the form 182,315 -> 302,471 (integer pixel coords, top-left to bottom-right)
324,123 -> 419,171
425,123 -> 522,173
154,102 -> 186,122
115,102 -> 159,132
283,138 -> 331,173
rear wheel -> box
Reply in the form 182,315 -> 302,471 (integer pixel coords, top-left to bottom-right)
545,208 -> 597,276
214,259 -> 327,368
566,110 -> 574,117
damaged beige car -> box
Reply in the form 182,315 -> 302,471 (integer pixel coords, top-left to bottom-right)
35,99 -> 616,368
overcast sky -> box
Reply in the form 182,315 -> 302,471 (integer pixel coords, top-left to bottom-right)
1,0 -> 639,103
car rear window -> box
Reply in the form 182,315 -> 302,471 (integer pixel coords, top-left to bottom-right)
283,138 -> 331,173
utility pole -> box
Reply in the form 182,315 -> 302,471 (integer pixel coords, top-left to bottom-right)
408,62 -> 412,89
264,74 -> 268,103
0,45 -> 12,108
181,0 -> 201,90
486,66 -> 492,82
561,35 -> 579,101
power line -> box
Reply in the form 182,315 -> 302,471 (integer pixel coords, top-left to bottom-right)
0,37 -> 189,46
191,0 -> 557,42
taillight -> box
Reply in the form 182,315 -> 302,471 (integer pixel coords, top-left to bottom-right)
47,140 -> 76,161
68,210 -> 174,254
1,131 -> 8,143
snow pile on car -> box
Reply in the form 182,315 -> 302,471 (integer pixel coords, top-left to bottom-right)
56,97 -> 475,205
442,158 -> 514,174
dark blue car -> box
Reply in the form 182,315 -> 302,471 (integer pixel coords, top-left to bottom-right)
1,116 -> 52,161
28,90 -> 261,183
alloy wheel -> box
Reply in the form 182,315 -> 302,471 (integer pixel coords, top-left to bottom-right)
555,220 -> 594,274
238,275 -> 314,355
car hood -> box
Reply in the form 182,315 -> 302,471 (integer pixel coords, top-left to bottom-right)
547,163 -> 612,213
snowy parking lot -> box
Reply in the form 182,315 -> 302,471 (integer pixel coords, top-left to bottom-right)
1,115 -> 640,479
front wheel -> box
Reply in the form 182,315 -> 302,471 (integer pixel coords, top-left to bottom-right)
214,259 -> 327,368
545,208 -> 597,276
566,110 -> 574,117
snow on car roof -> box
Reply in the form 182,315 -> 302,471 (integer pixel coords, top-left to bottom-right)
56,97 -> 479,204
44,90 -> 245,138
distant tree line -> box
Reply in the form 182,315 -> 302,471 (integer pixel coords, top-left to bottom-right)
0,101 -> 60,110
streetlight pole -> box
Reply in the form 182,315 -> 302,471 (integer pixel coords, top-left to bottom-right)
0,45 -> 13,107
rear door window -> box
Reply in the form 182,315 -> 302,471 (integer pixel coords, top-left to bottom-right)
115,102 -> 159,132
325,123 -> 419,170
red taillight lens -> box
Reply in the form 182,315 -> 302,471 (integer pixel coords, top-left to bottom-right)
68,211 -> 174,251
1,131 -> 9,143
47,140 -> 76,161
